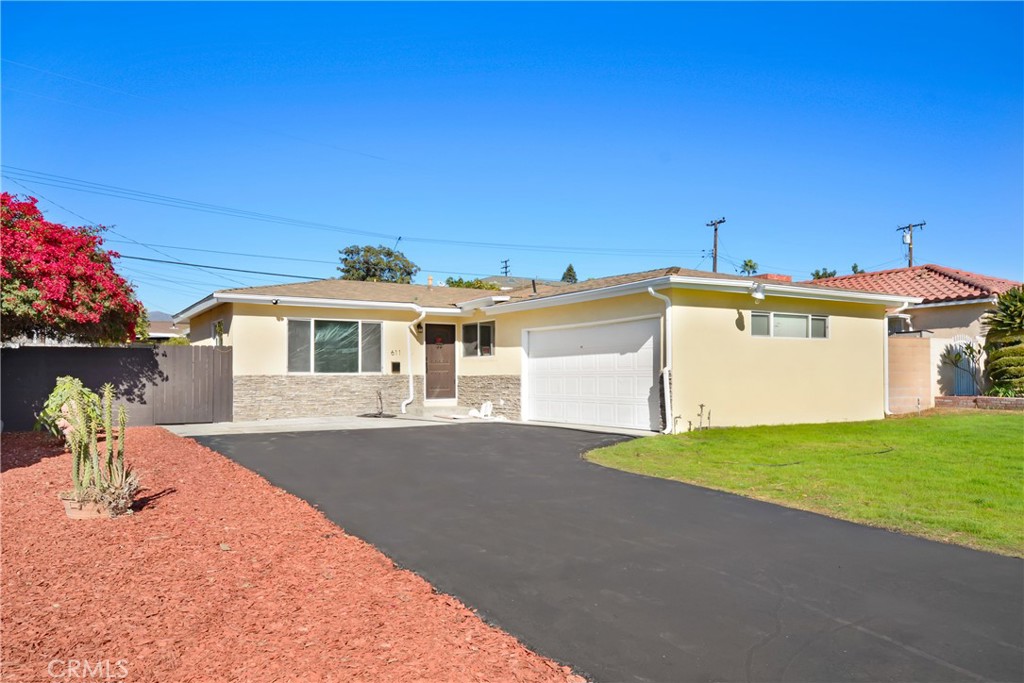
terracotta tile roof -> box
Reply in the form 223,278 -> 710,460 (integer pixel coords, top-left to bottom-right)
219,279 -> 496,308
806,264 -> 1020,304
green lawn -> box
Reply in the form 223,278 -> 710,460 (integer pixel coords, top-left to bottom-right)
586,411 -> 1024,556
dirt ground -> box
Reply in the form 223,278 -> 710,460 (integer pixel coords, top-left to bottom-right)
1,428 -> 584,682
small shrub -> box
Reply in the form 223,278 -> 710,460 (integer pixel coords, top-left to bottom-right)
984,287 -> 1024,396
161,336 -> 190,346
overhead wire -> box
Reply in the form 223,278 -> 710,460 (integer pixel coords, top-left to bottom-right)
2,166 -> 705,257
3,176 -> 252,287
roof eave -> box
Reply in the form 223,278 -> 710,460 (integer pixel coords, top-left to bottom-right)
484,275 -> 920,314
173,292 -> 469,322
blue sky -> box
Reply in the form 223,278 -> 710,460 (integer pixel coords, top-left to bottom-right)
2,2 -> 1021,314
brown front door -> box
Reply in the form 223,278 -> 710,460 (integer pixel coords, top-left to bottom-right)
425,324 -> 456,399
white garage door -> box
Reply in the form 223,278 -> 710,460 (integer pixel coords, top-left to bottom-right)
525,318 -> 661,431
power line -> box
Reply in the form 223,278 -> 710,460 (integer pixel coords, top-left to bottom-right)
3,176 -> 251,287
118,255 -> 322,280
2,166 -> 705,257
102,240 -> 508,279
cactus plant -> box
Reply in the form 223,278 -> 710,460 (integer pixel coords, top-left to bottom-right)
53,378 -> 139,517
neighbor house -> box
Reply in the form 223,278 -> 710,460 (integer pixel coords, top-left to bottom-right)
808,264 -> 1020,339
809,264 -> 1021,408
173,267 -> 917,432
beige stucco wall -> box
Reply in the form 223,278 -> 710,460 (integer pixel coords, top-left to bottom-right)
460,292 -> 666,377
227,303 -> 438,376
189,305 -> 234,346
908,301 -> 991,340
190,289 -> 889,429
670,290 -> 888,428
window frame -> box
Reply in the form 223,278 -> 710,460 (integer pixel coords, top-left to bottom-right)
462,321 -> 496,358
211,319 -> 225,347
750,311 -> 829,340
286,317 -> 385,374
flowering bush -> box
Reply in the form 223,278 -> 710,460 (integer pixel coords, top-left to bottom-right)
1,193 -> 142,343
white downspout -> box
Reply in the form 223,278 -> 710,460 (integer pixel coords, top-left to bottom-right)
400,305 -> 427,414
648,287 -> 674,434
883,302 -> 911,416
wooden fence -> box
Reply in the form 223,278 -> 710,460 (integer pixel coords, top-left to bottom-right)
1,346 -> 232,430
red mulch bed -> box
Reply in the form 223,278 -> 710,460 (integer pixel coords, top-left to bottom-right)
2,427 -> 583,682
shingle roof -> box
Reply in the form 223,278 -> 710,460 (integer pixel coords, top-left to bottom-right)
218,279 -> 495,308
210,265 -> 913,312
805,265 -> 1020,304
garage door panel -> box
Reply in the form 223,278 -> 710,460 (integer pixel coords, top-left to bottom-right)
525,319 -> 661,431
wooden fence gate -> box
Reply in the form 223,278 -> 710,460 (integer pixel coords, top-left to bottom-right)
0,345 -> 232,430
151,346 -> 233,424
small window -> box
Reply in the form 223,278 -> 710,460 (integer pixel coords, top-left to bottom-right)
287,320 -> 311,371
212,320 -> 225,347
774,313 -> 808,338
287,319 -> 383,373
463,322 -> 495,357
751,312 -> 829,339
751,312 -> 770,337
811,316 -> 828,339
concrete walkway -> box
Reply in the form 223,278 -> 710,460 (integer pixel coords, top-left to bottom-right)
165,414 -> 451,436
167,414 -> 656,438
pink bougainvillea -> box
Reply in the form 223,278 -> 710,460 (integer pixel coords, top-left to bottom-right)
1,193 -> 142,343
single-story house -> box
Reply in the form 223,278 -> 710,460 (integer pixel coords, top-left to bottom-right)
173,267 -> 917,432
143,320 -> 190,343
809,264 -> 1021,406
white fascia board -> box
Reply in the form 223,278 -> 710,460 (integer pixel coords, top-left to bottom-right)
483,275 -> 920,314
458,295 -> 511,311
669,277 -> 922,306
173,292 -> 466,323
905,296 -> 996,310
485,277 -> 674,314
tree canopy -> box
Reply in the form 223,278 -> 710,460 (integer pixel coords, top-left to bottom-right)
739,259 -> 758,276
1,193 -> 143,344
561,264 -> 578,284
811,267 -> 837,280
337,244 -> 419,283
444,277 -> 500,290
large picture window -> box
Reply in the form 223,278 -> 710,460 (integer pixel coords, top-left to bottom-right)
751,312 -> 828,339
463,321 -> 495,357
287,319 -> 383,373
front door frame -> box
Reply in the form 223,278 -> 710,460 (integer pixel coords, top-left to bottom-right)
424,323 -> 458,401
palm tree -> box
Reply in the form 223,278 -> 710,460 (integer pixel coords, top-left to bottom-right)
983,286 -> 1024,396
739,259 -> 758,276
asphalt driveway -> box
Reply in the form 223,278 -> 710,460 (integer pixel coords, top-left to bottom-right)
195,424 -> 1022,683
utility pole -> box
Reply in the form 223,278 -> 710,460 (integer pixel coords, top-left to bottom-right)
500,259 -> 510,277
705,217 -> 726,272
896,222 -> 926,267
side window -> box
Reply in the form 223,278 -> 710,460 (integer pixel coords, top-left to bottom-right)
463,322 -> 495,357
212,320 -> 225,347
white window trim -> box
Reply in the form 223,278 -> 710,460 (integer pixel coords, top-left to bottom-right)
286,317 -> 385,374
750,311 -> 830,339
462,321 -> 496,358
